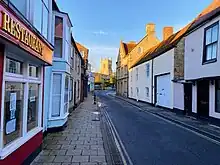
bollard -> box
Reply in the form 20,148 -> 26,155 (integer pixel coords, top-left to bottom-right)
94,93 -> 96,105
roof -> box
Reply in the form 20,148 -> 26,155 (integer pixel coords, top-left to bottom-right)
71,35 -> 83,60
132,0 -> 220,68
123,42 -> 137,54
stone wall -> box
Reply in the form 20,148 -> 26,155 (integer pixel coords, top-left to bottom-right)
174,38 -> 185,80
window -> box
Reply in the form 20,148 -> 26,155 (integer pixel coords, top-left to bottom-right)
138,47 -> 143,54
52,74 -> 62,117
27,84 -> 39,131
69,78 -> 73,102
77,80 -> 80,98
6,58 -> 23,74
130,72 -> 132,82
136,68 -> 138,81
75,53 -> 77,71
29,65 -> 39,77
64,75 -> 69,114
4,82 -> 24,146
34,0 -> 49,39
136,87 -> 139,97
203,22 -> 219,63
131,87 -> 133,96
216,80 -> 220,113
146,64 -> 150,77
54,38 -> 63,58
145,87 -> 149,98
10,0 -> 26,16
55,16 -> 63,38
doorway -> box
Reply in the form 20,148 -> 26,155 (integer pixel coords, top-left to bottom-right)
184,83 -> 192,115
197,80 -> 209,118
74,81 -> 76,106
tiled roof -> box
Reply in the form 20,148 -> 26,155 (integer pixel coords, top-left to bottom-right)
123,42 -> 137,55
131,0 -> 220,68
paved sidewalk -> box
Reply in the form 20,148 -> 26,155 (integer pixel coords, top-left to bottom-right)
32,95 -> 107,165
115,95 -> 220,142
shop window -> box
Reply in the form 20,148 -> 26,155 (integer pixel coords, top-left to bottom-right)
29,65 -> 39,77
54,38 -> 63,58
27,84 -> 39,131
64,75 -> 69,114
6,58 -> 23,74
10,0 -> 27,17
52,74 -> 62,117
3,82 -> 24,146
216,80 -> 220,113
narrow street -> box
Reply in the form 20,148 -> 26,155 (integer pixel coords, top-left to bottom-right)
97,90 -> 220,165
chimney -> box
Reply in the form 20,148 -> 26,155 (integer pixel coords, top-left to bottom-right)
163,27 -> 173,40
146,23 -> 155,36
129,41 -> 136,44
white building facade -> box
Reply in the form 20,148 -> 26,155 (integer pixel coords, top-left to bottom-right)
185,12 -> 220,121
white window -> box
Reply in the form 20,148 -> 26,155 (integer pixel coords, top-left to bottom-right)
33,0 -> 49,39
3,56 -> 42,148
146,64 -> 150,77
52,73 -> 62,117
136,68 -> 138,81
145,87 -> 149,98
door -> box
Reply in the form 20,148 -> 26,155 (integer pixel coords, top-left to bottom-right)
74,82 -> 76,106
197,80 -> 209,118
52,74 -> 62,117
156,74 -> 171,108
184,83 -> 192,115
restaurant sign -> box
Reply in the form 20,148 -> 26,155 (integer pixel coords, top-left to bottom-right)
2,11 -> 43,55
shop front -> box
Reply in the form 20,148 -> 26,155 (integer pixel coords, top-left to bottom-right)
0,2 -> 53,164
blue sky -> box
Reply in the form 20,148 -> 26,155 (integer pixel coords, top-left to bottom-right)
56,0 -> 213,72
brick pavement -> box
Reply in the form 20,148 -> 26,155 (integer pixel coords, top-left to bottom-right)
32,95 -> 107,165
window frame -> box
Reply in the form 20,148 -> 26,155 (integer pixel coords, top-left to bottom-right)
203,21 -> 219,64
0,51 -> 43,156
146,63 -> 150,78
215,80 -> 220,113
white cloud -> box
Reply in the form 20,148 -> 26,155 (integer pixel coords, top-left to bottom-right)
93,30 -> 108,35
87,45 -> 118,72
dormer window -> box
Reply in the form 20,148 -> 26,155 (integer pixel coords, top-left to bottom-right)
138,47 -> 143,54
203,22 -> 219,63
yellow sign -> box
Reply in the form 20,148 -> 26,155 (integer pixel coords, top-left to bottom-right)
1,11 -> 43,55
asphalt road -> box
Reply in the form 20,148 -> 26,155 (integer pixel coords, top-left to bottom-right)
96,90 -> 220,165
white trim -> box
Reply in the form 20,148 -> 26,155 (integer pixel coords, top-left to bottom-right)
48,113 -> 69,121
0,127 -> 42,160
0,55 -> 6,150
61,74 -> 65,116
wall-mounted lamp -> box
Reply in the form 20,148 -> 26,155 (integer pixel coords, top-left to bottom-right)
211,80 -> 214,85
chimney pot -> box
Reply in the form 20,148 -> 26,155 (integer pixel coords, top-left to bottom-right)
163,27 -> 173,40
146,23 -> 155,36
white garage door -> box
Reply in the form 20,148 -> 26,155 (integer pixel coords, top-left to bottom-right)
156,74 -> 171,108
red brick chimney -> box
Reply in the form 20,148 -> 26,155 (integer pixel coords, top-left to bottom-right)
163,27 -> 173,40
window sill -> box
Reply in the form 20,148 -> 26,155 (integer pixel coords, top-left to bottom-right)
202,59 -> 217,65
0,127 -> 43,160
49,113 -> 69,121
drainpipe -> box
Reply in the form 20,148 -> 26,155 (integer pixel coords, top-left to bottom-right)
151,59 -> 154,105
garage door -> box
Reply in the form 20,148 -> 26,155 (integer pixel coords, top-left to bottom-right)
156,74 -> 171,108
